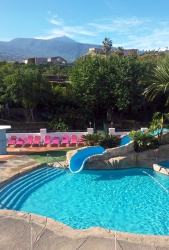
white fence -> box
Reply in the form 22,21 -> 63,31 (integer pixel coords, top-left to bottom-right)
6,127 -> 149,143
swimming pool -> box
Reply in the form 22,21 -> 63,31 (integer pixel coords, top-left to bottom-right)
1,166 -> 169,235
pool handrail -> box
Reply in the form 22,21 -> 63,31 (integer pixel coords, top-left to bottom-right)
46,154 -> 65,168
0,202 -> 10,209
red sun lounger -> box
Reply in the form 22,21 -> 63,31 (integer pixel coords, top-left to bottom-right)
7,136 -> 17,146
43,135 -> 51,146
15,137 -> 25,147
51,137 -> 60,146
24,135 -> 34,146
61,135 -> 69,147
32,136 -> 41,146
70,135 -> 78,146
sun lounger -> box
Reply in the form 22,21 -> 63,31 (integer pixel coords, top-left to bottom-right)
61,135 -> 69,146
7,136 -> 17,146
24,135 -> 34,146
77,137 -> 85,146
51,137 -> 60,147
15,137 -> 25,147
32,136 -> 41,146
43,135 -> 51,146
70,135 -> 78,146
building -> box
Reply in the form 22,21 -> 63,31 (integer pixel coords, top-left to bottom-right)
89,47 -> 139,56
89,47 -> 113,54
23,58 -> 48,64
122,49 -> 139,56
23,56 -> 67,65
47,56 -> 67,64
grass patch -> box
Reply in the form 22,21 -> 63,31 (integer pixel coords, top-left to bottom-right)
28,148 -> 78,164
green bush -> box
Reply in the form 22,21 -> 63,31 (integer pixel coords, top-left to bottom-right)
48,119 -> 68,131
82,133 -> 102,146
82,133 -> 121,149
129,130 -> 159,152
100,134 -> 121,149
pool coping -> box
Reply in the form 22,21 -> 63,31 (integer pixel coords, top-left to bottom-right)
1,156 -> 169,249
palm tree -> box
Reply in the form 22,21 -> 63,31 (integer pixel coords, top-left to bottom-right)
143,63 -> 169,105
102,38 -> 112,55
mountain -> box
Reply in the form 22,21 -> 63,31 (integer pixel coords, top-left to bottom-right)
0,36 -> 104,62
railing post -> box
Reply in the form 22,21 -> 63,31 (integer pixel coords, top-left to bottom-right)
109,128 -> 115,135
87,128 -> 94,134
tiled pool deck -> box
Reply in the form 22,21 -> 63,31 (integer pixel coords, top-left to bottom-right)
0,146 -> 169,249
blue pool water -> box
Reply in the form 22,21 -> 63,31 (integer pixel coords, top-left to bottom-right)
158,161 -> 169,168
1,167 -> 169,235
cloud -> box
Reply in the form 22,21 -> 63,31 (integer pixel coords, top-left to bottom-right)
50,19 -> 63,26
36,12 -> 169,50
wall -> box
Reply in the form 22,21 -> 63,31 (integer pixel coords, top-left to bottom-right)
6,128 -> 90,143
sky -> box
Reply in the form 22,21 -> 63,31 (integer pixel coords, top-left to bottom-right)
0,0 -> 169,51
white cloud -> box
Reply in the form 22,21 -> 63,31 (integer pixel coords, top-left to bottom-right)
37,12 -> 169,50
50,19 -> 63,26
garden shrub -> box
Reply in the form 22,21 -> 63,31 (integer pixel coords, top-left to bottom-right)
129,130 -> 159,152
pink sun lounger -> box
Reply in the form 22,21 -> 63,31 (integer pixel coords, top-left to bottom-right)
77,137 -> 85,146
32,136 -> 41,146
7,136 -> 17,146
61,135 -> 69,147
70,135 -> 78,146
43,135 -> 51,146
24,135 -> 34,146
15,137 -> 25,147
51,137 -> 60,146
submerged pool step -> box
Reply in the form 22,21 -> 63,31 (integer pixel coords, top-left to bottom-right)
0,167 -> 57,201
0,167 -> 49,198
0,167 -> 62,203
0,168 -> 63,209
0,168 -> 63,210
10,170 -> 64,210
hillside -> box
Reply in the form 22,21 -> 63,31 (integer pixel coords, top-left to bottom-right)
0,36 -> 104,62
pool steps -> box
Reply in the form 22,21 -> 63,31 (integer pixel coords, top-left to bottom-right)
0,167 -> 63,210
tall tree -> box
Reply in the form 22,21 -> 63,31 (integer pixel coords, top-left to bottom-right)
4,69 -> 48,121
102,38 -> 112,55
143,63 -> 169,105
69,55 -> 114,120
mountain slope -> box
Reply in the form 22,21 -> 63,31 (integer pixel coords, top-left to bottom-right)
0,36 -> 103,62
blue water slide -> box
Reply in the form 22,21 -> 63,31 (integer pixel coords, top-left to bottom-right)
152,128 -> 168,136
120,135 -> 131,146
69,146 -> 105,173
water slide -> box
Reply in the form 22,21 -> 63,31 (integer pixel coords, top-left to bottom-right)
69,136 -> 132,173
69,146 -> 105,173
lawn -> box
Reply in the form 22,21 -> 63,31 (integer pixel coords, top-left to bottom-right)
28,148 -> 78,164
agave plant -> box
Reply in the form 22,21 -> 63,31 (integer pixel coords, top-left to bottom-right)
82,133 -> 102,146
99,134 -> 121,149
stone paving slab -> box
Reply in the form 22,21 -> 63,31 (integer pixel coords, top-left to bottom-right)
0,155 -> 40,184
0,210 -> 169,250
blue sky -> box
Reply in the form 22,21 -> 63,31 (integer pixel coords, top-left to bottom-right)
1,0 -> 169,51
